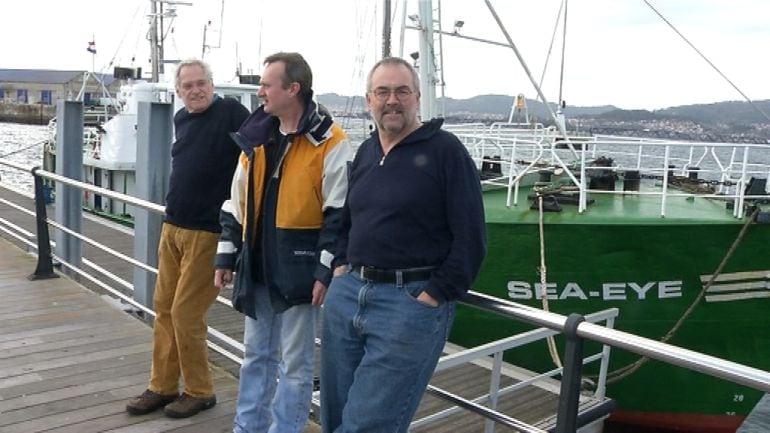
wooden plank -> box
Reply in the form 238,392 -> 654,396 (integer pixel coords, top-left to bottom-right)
0,352 -> 149,399
0,321 -> 147,356
0,370 -> 152,413
43,379 -> 239,433
0,383 -> 146,429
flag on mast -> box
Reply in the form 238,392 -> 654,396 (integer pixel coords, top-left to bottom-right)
87,41 -> 96,54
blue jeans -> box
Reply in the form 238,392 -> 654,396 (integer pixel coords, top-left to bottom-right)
233,285 -> 318,433
320,271 -> 454,433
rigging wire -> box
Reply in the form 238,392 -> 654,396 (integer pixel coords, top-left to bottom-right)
342,0 -> 376,130
557,0 -> 568,105
643,0 -> 770,123
537,0 -> 566,100
101,3 -> 144,73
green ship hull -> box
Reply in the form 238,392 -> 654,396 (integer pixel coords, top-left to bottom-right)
450,183 -> 770,431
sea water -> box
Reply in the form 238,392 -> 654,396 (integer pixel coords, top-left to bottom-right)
0,122 -> 48,193
0,117 -> 368,195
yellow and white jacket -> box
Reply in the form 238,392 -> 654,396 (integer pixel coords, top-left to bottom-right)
216,101 -> 350,317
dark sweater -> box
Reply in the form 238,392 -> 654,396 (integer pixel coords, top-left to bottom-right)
336,118 -> 487,302
164,96 -> 249,232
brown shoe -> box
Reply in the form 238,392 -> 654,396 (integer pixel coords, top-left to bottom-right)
163,393 -> 217,418
126,389 -> 178,415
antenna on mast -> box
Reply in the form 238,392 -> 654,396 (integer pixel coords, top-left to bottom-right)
148,0 -> 192,82
235,43 -> 241,77
202,0 -> 225,59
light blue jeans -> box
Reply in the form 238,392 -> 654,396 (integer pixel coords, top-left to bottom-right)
320,271 -> 454,433
233,285 -> 318,433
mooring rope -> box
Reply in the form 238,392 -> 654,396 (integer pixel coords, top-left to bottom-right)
0,140 -> 46,159
538,195 -> 563,369
603,206 -> 761,383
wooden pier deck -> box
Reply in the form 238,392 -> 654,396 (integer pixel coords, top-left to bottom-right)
0,238 -> 243,433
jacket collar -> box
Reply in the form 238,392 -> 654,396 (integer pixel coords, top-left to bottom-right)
232,93 -> 335,154
370,117 -> 445,149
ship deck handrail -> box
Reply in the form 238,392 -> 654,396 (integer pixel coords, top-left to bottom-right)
446,123 -> 770,218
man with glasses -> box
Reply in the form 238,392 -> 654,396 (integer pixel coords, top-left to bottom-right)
214,52 -> 350,433
320,56 -> 487,433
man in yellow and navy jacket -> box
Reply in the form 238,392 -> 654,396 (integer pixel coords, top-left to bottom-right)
213,52 -> 350,433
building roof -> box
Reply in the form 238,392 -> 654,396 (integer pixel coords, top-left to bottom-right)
0,69 -> 116,86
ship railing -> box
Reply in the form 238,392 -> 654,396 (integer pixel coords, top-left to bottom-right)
83,127 -> 102,160
579,136 -> 770,217
447,123 -> 556,197
451,124 -> 585,208
43,120 -> 103,161
449,125 -> 770,218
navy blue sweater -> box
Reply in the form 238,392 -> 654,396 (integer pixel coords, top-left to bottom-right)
335,118 -> 487,302
165,96 -> 249,232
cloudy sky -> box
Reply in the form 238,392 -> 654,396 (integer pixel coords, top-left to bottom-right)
2,0 -> 769,110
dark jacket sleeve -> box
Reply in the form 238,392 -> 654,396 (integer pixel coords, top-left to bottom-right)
215,157 -> 247,270
332,156 -> 359,271
312,131 -> 351,287
314,207 -> 344,286
215,208 -> 242,269
214,103 -> 248,269
424,136 -> 487,302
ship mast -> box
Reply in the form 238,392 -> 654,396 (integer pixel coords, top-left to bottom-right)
382,0 -> 392,58
416,0 -> 438,120
149,0 -> 191,82
150,0 -> 160,82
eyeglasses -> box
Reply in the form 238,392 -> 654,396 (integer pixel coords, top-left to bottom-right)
179,79 -> 211,91
370,87 -> 414,101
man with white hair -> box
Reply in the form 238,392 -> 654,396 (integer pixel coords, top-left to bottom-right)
126,58 -> 249,419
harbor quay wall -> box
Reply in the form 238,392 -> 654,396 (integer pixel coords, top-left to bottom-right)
0,102 -> 56,124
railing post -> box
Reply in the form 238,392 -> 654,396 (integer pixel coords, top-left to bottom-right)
28,167 -> 59,280
54,100 -> 83,272
555,313 -> 586,433
132,101 -> 173,309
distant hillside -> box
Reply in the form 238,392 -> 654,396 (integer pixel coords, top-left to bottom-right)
317,92 -> 617,119
576,100 -> 770,125
317,93 -> 367,113
316,93 -> 770,132
658,100 -> 770,125
590,109 -> 663,122
574,100 -> 770,143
